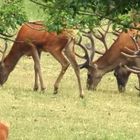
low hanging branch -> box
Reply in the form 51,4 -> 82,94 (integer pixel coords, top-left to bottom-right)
0,32 -> 16,38
29,0 -> 47,8
78,11 -> 140,31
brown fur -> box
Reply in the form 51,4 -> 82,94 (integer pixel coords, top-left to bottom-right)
0,122 -> 8,140
85,29 -> 140,90
0,21 -> 84,98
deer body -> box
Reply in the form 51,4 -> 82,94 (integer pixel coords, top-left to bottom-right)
0,22 -> 84,98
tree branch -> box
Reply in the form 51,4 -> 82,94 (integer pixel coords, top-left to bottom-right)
78,11 -> 140,31
29,0 -> 47,7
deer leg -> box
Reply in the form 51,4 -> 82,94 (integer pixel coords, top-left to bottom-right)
30,44 -> 46,91
34,65 -> 39,91
64,40 -> 84,98
51,51 -> 70,94
34,51 -> 42,91
136,74 -> 140,96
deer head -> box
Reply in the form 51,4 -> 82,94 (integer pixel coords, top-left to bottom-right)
76,30 -> 101,90
77,22 -> 112,90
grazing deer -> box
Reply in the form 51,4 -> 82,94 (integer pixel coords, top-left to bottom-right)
0,21 -> 84,98
114,38 -> 140,93
79,27 -> 140,91
114,65 -> 131,92
0,122 -> 9,140
77,22 -> 140,93
114,64 -> 140,93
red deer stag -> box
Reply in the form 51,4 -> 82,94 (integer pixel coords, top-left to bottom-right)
114,64 -> 140,93
0,122 -> 8,140
79,27 -> 140,91
0,22 -> 84,98
78,23 -> 140,93
114,36 -> 140,93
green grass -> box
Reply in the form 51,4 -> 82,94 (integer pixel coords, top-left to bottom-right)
0,54 -> 140,140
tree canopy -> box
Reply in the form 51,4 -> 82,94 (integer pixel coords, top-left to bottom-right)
0,0 -> 27,37
0,0 -> 140,38
30,0 -> 140,31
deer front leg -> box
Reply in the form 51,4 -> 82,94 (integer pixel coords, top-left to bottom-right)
64,39 -> 84,98
51,51 -> 69,94
34,66 -> 39,91
29,43 -> 46,91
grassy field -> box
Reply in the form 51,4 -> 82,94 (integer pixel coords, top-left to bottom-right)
0,1 -> 140,140
0,53 -> 140,140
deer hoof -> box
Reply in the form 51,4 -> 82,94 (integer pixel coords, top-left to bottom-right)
33,87 -> 39,91
41,87 -> 46,91
54,87 -> 58,94
80,94 -> 84,98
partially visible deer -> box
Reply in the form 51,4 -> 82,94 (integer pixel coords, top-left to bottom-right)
0,122 -> 9,140
114,64 -> 140,93
114,35 -> 140,93
114,65 -> 131,92
79,25 -> 140,91
0,21 -> 84,98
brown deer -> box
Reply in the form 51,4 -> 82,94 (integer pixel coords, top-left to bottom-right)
77,23 -> 140,93
0,21 -> 84,98
0,122 -> 9,140
114,64 -> 140,93
114,37 -> 140,93
79,27 -> 140,91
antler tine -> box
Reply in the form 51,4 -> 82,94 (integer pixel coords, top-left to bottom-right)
121,35 -> 140,58
91,28 -> 108,51
1,40 -> 8,62
75,36 -> 91,68
81,30 -> 104,56
124,65 -> 140,74
82,31 -> 96,63
121,52 -> 139,58
100,20 -> 112,36
124,46 -> 136,53
135,86 -> 140,91
130,35 -> 140,51
0,44 -> 3,53
112,32 -> 120,36
75,36 -> 89,60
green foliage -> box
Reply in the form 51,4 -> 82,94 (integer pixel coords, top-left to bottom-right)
30,0 -> 140,31
1,0 -> 140,35
0,0 -> 27,36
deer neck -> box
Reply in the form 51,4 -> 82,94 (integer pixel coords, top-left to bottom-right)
3,44 -> 23,74
94,40 -> 126,76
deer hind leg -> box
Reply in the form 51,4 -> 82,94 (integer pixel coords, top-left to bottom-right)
64,39 -> 84,98
51,51 -> 70,94
29,43 -> 46,91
